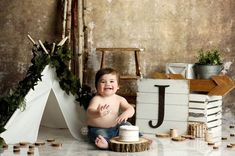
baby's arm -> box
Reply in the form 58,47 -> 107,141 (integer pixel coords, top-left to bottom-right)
116,96 -> 135,124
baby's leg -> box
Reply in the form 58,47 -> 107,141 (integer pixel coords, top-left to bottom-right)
95,135 -> 109,149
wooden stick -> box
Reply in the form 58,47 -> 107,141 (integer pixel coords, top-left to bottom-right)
51,43 -> 56,54
38,40 -> 49,54
27,34 -> 36,44
58,36 -> 68,46
62,0 -> 68,39
66,0 -> 72,44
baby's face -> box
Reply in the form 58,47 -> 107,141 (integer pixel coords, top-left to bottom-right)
97,73 -> 119,97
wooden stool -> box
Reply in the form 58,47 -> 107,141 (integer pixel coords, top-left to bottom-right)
109,137 -> 150,152
96,48 -> 143,80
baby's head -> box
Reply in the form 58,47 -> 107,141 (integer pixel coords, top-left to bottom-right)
95,68 -> 120,89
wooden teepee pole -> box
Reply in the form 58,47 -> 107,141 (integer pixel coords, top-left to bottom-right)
62,0 -> 67,39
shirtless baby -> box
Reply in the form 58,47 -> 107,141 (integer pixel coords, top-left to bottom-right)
86,68 -> 135,149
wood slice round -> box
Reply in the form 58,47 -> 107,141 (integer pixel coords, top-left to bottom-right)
110,137 -> 150,152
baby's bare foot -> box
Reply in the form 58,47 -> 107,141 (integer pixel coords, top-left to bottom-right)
95,135 -> 109,149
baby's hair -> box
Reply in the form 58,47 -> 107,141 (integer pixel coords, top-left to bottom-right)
95,68 -> 120,88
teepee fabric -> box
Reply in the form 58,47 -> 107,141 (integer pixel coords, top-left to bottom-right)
0,65 -> 86,144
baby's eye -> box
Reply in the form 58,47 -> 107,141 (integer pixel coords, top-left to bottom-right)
110,80 -> 114,83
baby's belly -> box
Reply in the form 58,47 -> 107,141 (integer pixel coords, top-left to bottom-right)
87,115 -> 118,128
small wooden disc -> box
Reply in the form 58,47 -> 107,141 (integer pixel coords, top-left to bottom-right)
27,150 -> 34,155
230,134 -> 235,137
13,145 -> 20,149
227,144 -> 233,148
19,142 -> 30,147
2,144 -> 8,149
35,141 -> 45,146
221,137 -> 227,140
171,137 -> 186,141
46,138 -> 55,142
208,142 -> 215,146
156,133 -> 170,138
181,135 -> 195,140
213,146 -> 219,149
13,148 -> 20,153
229,125 -> 235,129
110,137 -> 150,152
28,145 -> 35,149
51,142 -> 62,147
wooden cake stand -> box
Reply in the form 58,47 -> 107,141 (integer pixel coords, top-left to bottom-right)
109,137 -> 150,152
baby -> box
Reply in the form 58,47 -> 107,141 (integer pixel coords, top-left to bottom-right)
86,68 -> 135,149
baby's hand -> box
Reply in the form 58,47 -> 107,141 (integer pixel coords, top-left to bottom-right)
97,104 -> 110,117
116,113 -> 128,124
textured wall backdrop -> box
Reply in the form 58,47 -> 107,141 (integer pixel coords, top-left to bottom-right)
0,0 -> 235,123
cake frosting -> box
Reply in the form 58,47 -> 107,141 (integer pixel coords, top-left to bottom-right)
119,125 -> 139,142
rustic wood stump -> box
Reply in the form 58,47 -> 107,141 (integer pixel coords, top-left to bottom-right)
110,137 -> 150,152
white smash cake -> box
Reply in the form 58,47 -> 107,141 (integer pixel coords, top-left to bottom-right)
119,125 -> 139,142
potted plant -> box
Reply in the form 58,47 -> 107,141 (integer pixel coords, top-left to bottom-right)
194,48 -> 223,79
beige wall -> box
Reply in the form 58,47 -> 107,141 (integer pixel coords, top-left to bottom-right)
84,0 -> 235,121
0,0 -> 235,121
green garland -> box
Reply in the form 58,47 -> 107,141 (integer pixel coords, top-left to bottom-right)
0,41 -> 93,146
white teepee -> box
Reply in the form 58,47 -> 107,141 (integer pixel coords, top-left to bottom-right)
0,65 -> 86,144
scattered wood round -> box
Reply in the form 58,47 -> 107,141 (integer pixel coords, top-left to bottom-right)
27,150 -> 34,155
28,145 -> 35,149
19,142 -> 30,147
110,137 -> 150,152
207,142 -> 215,146
13,145 -> 20,149
213,145 -> 219,149
156,133 -> 170,138
181,135 -> 195,140
51,142 -> 62,147
229,125 -> 235,129
230,134 -> 235,137
34,141 -> 45,146
171,137 -> 186,142
13,148 -> 20,153
221,137 -> 227,140
2,144 -> 8,149
227,144 -> 233,148
46,138 -> 55,142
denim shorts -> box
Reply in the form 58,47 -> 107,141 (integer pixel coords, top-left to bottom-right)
87,122 -> 132,143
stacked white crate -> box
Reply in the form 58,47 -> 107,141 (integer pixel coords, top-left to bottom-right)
136,79 -> 189,135
188,93 -> 222,142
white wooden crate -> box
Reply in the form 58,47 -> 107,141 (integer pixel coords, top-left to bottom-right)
188,93 -> 222,142
188,94 -> 222,128
136,79 -> 189,135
